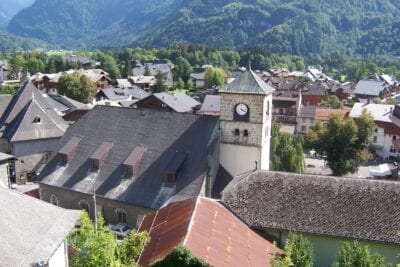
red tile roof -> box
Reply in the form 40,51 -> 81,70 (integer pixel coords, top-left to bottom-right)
138,197 -> 282,267
314,108 -> 349,121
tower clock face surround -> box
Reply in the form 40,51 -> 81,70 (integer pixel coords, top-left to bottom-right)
235,103 -> 248,116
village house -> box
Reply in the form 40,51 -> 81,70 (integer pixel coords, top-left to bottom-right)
131,59 -> 174,88
95,87 -> 150,107
134,92 -> 200,113
354,79 -> 389,100
0,187 -> 80,267
43,94 -> 89,116
0,60 -> 11,82
129,76 -> 156,91
138,197 -> 282,267
222,171 -> 400,267
0,81 -> 69,184
0,152 -> 15,188
350,103 -> 400,159
38,106 -> 220,228
31,69 -> 111,94
190,67 -> 207,89
296,106 -> 349,135
272,81 -> 303,125
301,84 -> 327,106
61,54 -> 99,69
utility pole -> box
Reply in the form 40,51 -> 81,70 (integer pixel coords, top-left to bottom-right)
93,185 -> 98,234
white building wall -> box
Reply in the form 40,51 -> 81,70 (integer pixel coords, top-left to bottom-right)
220,144 -> 260,177
296,117 -> 315,135
371,128 -> 400,159
48,240 -> 68,267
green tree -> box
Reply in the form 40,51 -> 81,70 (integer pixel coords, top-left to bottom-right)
152,246 -> 211,267
271,122 -> 305,173
273,233 -> 314,267
7,53 -> 25,80
58,71 -> 96,103
320,95 -> 342,109
173,57 -> 192,82
333,241 -> 386,267
306,111 -> 375,176
143,64 -> 151,76
186,79 -> 194,91
204,68 -> 226,89
93,51 -> 121,80
153,70 -> 167,93
0,85 -> 18,95
175,77 -> 185,90
68,212 -> 150,267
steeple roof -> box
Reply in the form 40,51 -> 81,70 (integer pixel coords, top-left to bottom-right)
220,70 -> 275,95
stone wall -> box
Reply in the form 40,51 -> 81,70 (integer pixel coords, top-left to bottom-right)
40,184 -> 153,228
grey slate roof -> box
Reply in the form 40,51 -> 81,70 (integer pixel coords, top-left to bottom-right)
153,93 -> 200,112
298,106 -> 317,118
0,95 -> 13,118
0,81 -> 69,141
303,84 -> 327,96
99,87 -> 149,102
0,187 -> 80,266
220,70 -> 275,95
222,171 -> 400,245
354,80 -> 388,97
38,106 -> 219,210
199,95 -> 220,114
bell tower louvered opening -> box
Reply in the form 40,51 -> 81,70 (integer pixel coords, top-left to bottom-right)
89,142 -> 113,172
58,137 -> 82,165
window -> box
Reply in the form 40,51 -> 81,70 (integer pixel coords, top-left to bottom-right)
33,116 -> 41,124
79,200 -> 90,213
374,128 -> 378,133
50,195 -> 59,206
116,209 -> 127,224
373,136 -> 378,143
266,101 -> 270,115
234,129 -> 240,136
393,136 -> 397,141
244,130 -> 249,137
301,126 -> 307,132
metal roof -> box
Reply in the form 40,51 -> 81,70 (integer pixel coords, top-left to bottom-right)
220,70 -> 274,95
138,197 -> 282,267
354,80 -> 388,97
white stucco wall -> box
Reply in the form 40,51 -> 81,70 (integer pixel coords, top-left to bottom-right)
220,143 -> 260,177
48,240 -> 68,267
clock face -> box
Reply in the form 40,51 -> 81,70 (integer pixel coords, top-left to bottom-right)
236,103 -> 248,116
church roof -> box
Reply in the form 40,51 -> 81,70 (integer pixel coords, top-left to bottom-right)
38,106 -> 219,210
220,70 -> 275,95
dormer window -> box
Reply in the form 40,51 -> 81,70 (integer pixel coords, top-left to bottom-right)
33,116 -> 41,124
58,137 -> 81,165
89,142 -> 113,172
123,146 -> 146,178
165,152 -> 187,184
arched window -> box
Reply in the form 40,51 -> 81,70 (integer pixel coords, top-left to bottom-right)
116,208 -> 127,224
266,101 -> 270,115
50,195 -> 58,206
79,200 -> 90,213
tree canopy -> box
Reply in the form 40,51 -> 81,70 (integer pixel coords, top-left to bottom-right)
68,211 -> 149,267
152,246 -> 211,267
333,241 -> 386,267
306,111 -> 375,176
204,67 -> 226,89
271,122 -> 305,173
273,233 -> 314,267
58,71 -> 97,103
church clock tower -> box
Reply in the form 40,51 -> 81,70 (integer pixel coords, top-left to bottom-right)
219,70 -> 274,177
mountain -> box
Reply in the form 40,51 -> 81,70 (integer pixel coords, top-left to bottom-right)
7,0 -> 400,56
0,30 -> 49,51
0,0 -> 34,28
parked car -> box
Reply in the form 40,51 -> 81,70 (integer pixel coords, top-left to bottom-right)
109,223 -> 131,240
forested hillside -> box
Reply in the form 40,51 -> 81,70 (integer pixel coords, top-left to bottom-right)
0,0 -> 33,27
7,0 -> 400,56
